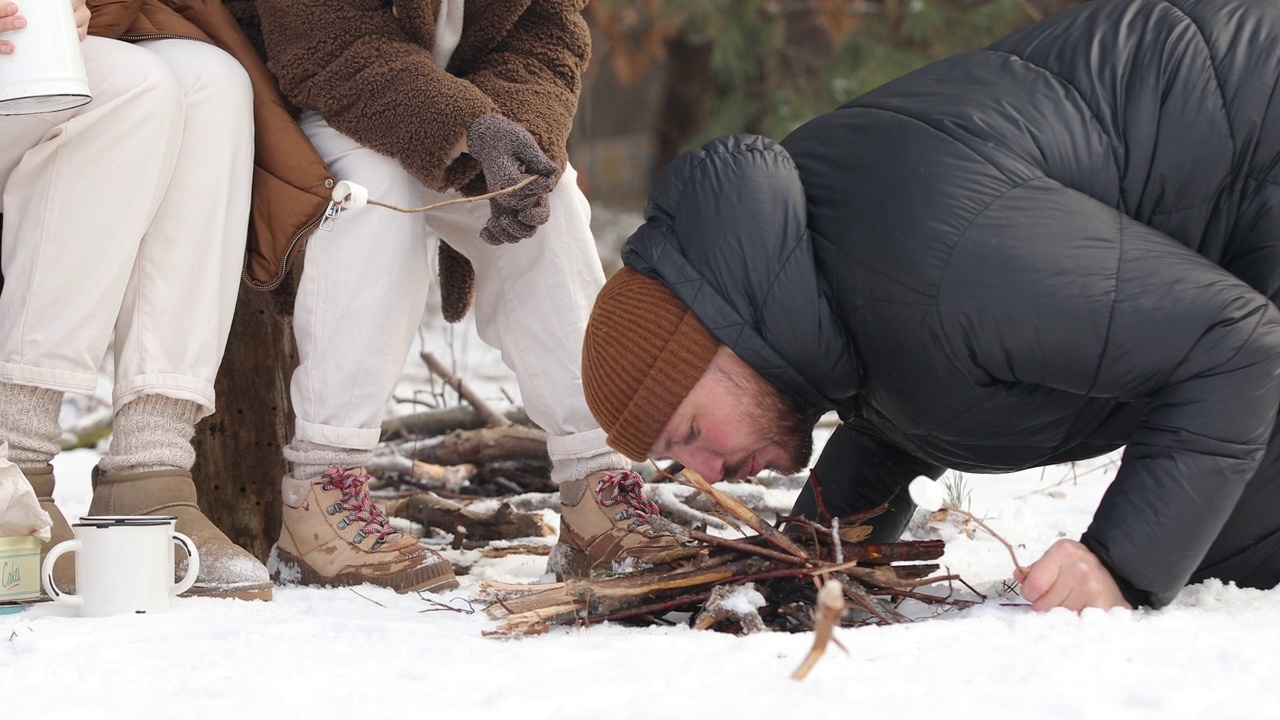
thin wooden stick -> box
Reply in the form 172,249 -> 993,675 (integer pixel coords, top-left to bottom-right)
876,585 -> 982,608
791,579 -> 846,681
347,174 -> 539,214
676,469 -> 813,561
420,350 -> 512,428
681,527 -> 810,566
944,504 -> 1027,574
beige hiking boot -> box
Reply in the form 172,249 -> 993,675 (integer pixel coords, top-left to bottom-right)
549,470 -> 682,580
24,465 -> 75,594
89,468 -> 274,601
271,467 -> 458,593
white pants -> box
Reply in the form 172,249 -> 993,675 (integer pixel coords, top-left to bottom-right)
293,112 -> 629,482
0,37 -> 253,418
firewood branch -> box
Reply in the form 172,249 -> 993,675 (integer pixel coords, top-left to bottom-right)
421,350 -> 512,428
791,579 -> 847,681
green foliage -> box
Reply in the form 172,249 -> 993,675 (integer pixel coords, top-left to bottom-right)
942,471 -> 973,512
678,0 -> 1037,145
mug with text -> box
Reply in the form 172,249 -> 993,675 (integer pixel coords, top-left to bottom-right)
40,516 -> 198,616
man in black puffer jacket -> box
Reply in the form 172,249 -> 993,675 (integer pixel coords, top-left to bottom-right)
580,0 -> 1280,612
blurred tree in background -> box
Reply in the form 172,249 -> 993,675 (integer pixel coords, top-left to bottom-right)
576,0 -> 1085,207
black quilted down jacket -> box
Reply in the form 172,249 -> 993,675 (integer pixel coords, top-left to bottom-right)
621,0 -> 1280,607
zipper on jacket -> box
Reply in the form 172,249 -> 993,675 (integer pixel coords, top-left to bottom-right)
120,33 -> 216,45
241,204 -> 332,292
318,200 -> 343,232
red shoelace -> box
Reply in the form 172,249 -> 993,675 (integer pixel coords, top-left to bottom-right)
316,466 -> 399,550
595,470 -> 661,525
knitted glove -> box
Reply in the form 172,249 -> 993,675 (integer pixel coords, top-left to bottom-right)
466,113 -> 559,245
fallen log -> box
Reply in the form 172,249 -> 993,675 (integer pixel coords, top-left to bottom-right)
396,425 -> 550,468
364,450 -> 478,493
381,406 -> 534,441
384,491 -> 554,541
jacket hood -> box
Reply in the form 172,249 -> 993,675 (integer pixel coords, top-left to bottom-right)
621,134 -> 860,418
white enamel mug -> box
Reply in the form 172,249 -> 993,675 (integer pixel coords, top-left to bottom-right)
0,0 -> 92,115
40,516 -> 199,616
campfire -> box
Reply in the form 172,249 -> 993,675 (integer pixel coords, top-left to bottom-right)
474,470 -> 980,641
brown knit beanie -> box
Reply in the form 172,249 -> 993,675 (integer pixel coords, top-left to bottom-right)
582,267 -> 721,461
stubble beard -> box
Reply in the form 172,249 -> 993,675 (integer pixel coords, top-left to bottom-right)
726,365 -> 815,477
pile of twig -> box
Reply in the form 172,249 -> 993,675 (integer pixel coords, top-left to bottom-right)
481,470 -> 980,638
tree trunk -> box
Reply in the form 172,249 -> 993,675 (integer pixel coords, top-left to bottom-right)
651,34 -> 715,183
190,276 -> 299,562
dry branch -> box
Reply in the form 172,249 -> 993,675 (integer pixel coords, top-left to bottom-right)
481,482 -> 967,638
364,450 -> 478,492
384,492 -> 554,541
693,584 -> 767,634
382,406 -> 533,441
791,579 -> 847,680
398,425 -> 549,467
676,470 -> 811,560
677,479 -> 800,518
646,483 -> 733,531
420,351 -> 512,428
479,543 -> 553,558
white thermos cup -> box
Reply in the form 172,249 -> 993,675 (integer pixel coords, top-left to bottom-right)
0,0 -> 91,115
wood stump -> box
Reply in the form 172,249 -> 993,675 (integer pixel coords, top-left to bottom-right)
191,279 -> 298,562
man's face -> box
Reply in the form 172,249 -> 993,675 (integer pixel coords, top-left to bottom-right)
649,346 -> 814,481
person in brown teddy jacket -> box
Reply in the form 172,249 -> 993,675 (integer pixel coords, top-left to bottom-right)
221,0 -> 680,592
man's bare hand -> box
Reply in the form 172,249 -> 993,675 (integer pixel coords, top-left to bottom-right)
1014,538 -> 1133,612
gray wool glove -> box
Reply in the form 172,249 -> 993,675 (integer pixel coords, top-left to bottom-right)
466,113 -> 559,245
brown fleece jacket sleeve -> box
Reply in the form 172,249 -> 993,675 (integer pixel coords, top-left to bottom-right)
254,0 -> 496,192
445,0 -> 590,192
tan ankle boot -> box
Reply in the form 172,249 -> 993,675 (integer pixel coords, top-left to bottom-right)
23,465 -> 75,594
89,468 -> 273,601
272,467 -> 458,593
550,470 -> 682,580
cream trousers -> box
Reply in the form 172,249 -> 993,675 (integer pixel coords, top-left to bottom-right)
0,37 -> 252,419
293,112 -> 630,482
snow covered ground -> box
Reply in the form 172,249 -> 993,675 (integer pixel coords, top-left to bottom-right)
4,217 -> 1279,718
11,440 -> 1277,719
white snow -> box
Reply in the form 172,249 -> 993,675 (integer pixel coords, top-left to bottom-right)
8,444 -> 1277,719
4,230 -> 1278,719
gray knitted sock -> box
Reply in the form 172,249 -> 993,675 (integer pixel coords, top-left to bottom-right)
98,394 -> 199,475
551,449 -> 633,486
0,382 -> 64,468
281,439 -> 371,506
